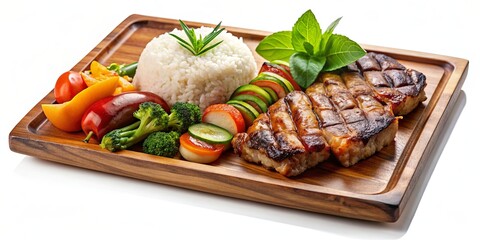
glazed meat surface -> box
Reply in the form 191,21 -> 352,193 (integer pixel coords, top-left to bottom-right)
232,92 -> 330,177
232,52 -> 426,176
306,71 -> 398,167
353,52 -> 427,115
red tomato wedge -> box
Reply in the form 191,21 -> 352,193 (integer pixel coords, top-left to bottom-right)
179,133 -> 225,164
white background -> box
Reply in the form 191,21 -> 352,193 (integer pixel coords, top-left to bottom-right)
1,0 -> 478,239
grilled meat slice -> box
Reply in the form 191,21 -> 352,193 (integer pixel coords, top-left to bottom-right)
353,52 -> 427,115
232,92 -> 330,177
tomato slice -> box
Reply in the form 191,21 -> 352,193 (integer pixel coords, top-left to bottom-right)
202,104 -> 245,135
54,71 -> 88,103
179,133 -> 224,163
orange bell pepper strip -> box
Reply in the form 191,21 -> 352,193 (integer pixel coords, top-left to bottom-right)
42,77 -> 118,132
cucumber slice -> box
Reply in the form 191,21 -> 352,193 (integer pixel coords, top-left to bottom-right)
231,94 -> 268,113
188,123 -> 233,145
226,100 -> 260,117
226,100 -> 258,127
230,84 -> 273,105
262,87 -> 279,102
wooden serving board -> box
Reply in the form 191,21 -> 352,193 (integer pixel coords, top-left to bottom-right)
8,14 -> 468,222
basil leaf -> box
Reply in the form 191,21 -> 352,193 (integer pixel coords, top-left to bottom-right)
292,9 -> 322,54
290,52 -> 326,89
323,34 -> 366,71
255,31 -> 295,62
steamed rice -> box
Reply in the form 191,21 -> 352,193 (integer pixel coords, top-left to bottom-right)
133,26 -> 258,110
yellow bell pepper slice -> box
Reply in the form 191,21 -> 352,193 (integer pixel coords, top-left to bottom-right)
81,61 -> 136,94
90,60 -> 112,78
42,77 -> 118,132
115,76 -> 136,93
80,71 -> 100,87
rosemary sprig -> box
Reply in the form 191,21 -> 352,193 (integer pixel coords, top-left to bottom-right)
169,20 -> 225,56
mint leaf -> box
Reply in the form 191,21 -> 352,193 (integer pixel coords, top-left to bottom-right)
303,42 -> 314,55
290,52 -> 326,89
255,10 -> 365,90
319,17 -> 342,54
255,31 -> 295,62
323,34 -> 366,71
291,9 -> 322,54
324,17 -> 342,36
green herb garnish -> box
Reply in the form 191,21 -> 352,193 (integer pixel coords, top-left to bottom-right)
256,10 -> 366,89
169,20 -> 225,56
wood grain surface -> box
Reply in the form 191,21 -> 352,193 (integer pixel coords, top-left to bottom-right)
8,14 -> 469,222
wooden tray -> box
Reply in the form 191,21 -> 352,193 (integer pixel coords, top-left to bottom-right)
8,14 -> 469,222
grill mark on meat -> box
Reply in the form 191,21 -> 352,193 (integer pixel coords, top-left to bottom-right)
371,52 -> 406,71
356,53 -> 382,71
384,70 -> 412,88
328,73 -> 392,140
246,114 -> 284,161
232,97 -> 330,176
307,71 -> 397,167
342,71 -> 396,138
343,71 -> 373,97
268,99 -> 305,159
356,94 -> 395,139
363,71 -> 392,88
284,91 -> 329,153
354,52 -> 427,115
320,73 -> 370,139
407,69 -> 427,94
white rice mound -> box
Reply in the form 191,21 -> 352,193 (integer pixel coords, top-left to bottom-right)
133,26 -> 258,110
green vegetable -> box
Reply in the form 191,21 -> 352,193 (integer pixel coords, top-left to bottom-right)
100,101 -> 201,152
143,131 -> 180,158
168,102 -> 202,133
255,9 -> 366,89
188,123 -> 233,145
254,31 -> 296,62
100,102 -> 169,152
169,20 -> 225,56
107,62 -> 138,78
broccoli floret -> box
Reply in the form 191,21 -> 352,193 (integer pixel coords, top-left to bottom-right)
168,102 -> 201,133
143,131 -> 180,158
100,102 -> 169,152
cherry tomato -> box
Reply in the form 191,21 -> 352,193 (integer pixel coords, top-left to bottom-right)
54,71 -> 88,103
179,133 -> 225,163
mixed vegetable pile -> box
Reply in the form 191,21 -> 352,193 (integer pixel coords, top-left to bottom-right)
43,61 -> 244,164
